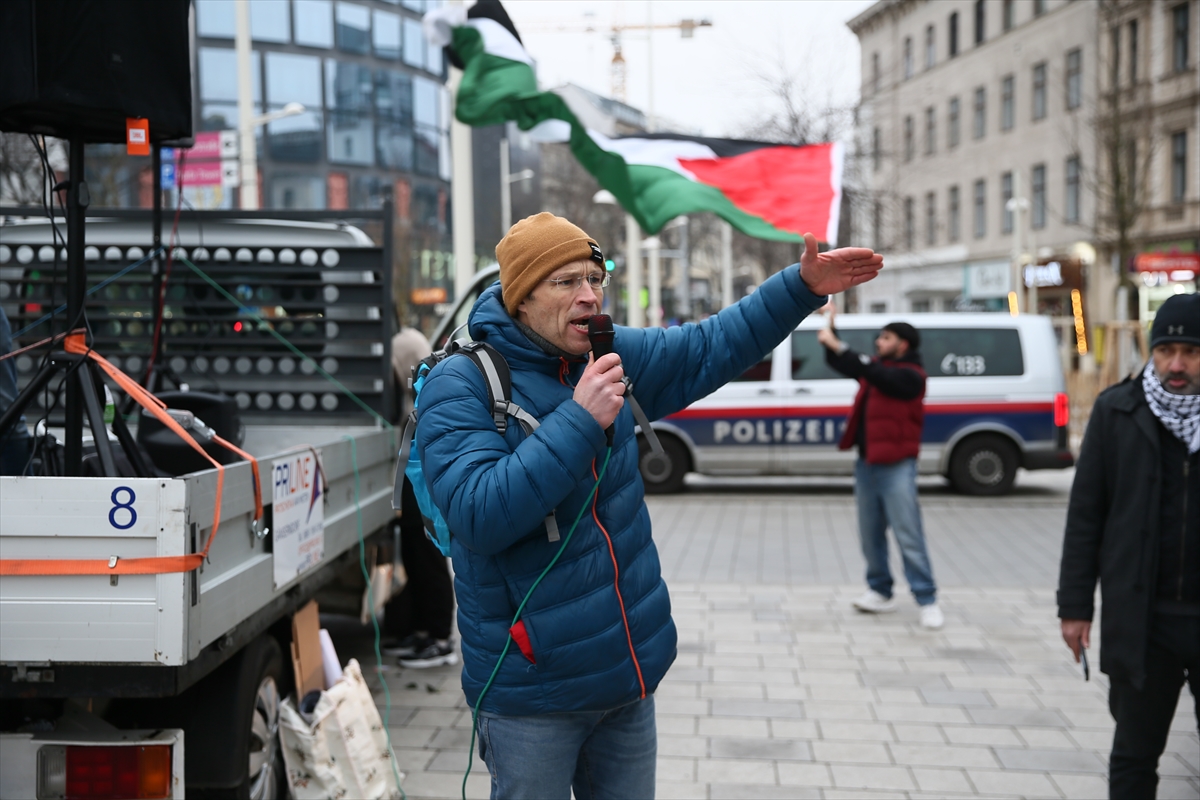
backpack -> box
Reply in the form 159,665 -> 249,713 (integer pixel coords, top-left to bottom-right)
391,339 -> 557,556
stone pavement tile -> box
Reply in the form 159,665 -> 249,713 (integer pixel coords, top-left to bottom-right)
818,720 -> 896,742
1064,728 -> 1113,750
696,757 -> 776,785
711,699 -> 803,718
874,704 -> 972,724
920,688 -> 994,706
760,654 -> 805,669
911,766 -> 974,793
794,669 -> 862,687
967,769 -> 1063,798
657,697 -> 712,715
658,733 -> 709,758
699,717 -> 770,737
1160,753 -> 1200,777
806,684 -> 876,702
945,674 -> 1037,691
941,724 -> 1023,746
964,659 -> 1015,675
1050,773 -> 1110,799
427,728 -> 473,749
667,667 -> 714,682
823,790 -> 908,800
709,783 -> 822,799
407,708 -> 463,728
1160,777 -> 1200,799
860,659 -> 909,673
710,737 -> 812,761
655,780 -> 705,799
800,656 -> 861,671
803,701 -> 875,721
703,654 -> 764,668
392,746 -> 438,772
700,682 -> 767,699
829,763 -> 916,791
715,641 -> 793,655
767,719 -> 820,739
657,755 -> 698,782
889,743 -> 1000,768
1037,691 -> 1109,711
398,768 -> 491,800
873,688 -> 923,704
658,681 -> 702,698
1059,708 -> 1118,728
967,707 -> 1069,727
657,714 -> 699,735
890,723 -> 947,743
764,685 -> 807,701
811,741 -> 893,764
861,672 -> 950,689
386,725 -> 438,748
987,691 -> 1043,709
425,748 -> 483,773
1167,734 -> 1199,771
1016,727 -> 1079,749
902,658 -> 972,674
775,761 -> 834,787
993,747 -> 1106,773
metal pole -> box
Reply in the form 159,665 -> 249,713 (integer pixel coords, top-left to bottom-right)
450,67 -> 476,303
64,139 -> 88,475
499,136 -> 511,237
150,145 -> 164,389
721,220 -> 733,309
625,213 -> 643,327
234,0 -> 258,210
677,217 -> 690,321
647,236 -> 661,327
1010,171 -> 1023,314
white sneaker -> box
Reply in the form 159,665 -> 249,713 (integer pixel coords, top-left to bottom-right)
852,590 -> 897,613
919,604 -> 945,630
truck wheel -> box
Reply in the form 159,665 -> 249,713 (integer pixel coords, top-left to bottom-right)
949,434 -> 1018,496
242,638 -> 285,800
639,434 -> 689,494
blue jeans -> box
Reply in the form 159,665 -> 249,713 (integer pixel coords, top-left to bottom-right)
475,695 -> 657,800
854,458 -> 937,606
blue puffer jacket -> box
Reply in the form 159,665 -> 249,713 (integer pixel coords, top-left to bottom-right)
416,264 -> 825,715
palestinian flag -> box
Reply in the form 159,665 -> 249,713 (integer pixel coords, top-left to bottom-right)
425,1 -> 843,244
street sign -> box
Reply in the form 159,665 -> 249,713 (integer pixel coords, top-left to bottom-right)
220,159 -> 240,188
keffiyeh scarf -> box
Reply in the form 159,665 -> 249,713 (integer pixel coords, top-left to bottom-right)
1143,360 -> 1200,453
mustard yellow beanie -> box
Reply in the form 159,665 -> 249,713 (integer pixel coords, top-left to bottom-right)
496,212 -> 602,316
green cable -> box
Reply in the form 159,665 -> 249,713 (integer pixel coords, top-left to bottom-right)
179,256 -> 392,429
462,447 -> 613,800
346,435 -> 407,799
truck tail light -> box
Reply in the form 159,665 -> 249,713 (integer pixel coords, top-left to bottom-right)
37,744 -> 171,799
1054,392 -> 1069,428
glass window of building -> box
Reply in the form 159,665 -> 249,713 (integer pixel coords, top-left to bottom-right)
925,107 -> 936,155
925,192 -> 937,246
200,47 -> 262,103
1032,62 -> 1047,120
1003,0 -> 1015,32
872,201 -> 883,250
904,37 -> 913,79
326,61 -> 375,165
872,126 -> 881,171
439,130 -> 451,181
1031,164 -> 1046,228
1001,171 -> 1013,233
272,175 -> 327,209
404,18 -> 426,69
403,0 -> 425,11
1130,19 -> 1139,83
904,116 -> 914,161
948,185 -> 961,242
373,9 -> 401,60
1065,156 -> 1081,223
1001,75 -> 1014,130
904,196 -> 915,250
1110,26 -> 1122,88
250,1 -> 290,43
925,25 -> 935,69
266,53 -> 324,162
336,2 -> 371,55
949,11 -> 959,57
426,37 -> 444,76
1173,3 -> 1190,72
948,97 -> 960,147
1066,49 -> 1082,110
974,0 -> 986,45
197,0 -> 235,38
973,87 -> 986,139
973,179 -> 986,238
1034,0 -> 1045,16
295,0 -> 334,49
1171,131 -> 1188,203
376,70 -> 414,170
414,76 -> 439,128
872,52 -> 880,93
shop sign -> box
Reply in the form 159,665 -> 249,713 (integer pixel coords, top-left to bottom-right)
1134,252 -> 1200,273
411,287 -> 449,305
1024,262 -> 1064,287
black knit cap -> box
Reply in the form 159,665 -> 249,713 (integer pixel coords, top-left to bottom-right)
1150,292 -> 1200,348
882,321 -> 921,352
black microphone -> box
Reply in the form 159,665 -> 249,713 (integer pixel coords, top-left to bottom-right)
587,314 -> 617,446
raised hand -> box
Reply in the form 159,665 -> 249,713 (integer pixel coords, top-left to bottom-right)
798,232 -> 884,296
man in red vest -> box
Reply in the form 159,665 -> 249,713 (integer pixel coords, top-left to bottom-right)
818,307 -> 943,629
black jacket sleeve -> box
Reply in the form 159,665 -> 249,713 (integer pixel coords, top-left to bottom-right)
824,345 -> 924,400
1057,397 -> 1110,621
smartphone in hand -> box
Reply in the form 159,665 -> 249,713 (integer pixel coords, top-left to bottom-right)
1080,648 -> 1090,681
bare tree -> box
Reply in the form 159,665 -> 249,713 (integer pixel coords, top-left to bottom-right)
0,133 -> 50,206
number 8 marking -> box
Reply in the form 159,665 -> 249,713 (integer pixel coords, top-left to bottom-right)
109,486 -> 138,530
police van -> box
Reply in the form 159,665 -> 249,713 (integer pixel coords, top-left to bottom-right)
643,312 -> 1074,495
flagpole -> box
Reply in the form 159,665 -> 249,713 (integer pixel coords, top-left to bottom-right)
646,235 -> 661,327
450,64 -> 476,304
626,214 -> 644,327
721,221 -> 733,310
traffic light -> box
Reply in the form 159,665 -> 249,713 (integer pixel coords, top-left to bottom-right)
605,258 -> 615,272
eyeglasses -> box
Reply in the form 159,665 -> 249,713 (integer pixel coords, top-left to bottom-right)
541,272 -> 611,292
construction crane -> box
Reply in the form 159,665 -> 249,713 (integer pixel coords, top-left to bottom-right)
521,17 -> 713,102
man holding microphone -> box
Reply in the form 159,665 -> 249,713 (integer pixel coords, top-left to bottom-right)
413,212 -> 883,798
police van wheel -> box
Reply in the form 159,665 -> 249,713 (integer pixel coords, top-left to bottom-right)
949,434 -> 1018,496
639,434 -> 689,494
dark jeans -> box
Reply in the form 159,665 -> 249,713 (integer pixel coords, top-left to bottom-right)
1108,614 -> 1200,799
384,476 -> 454,641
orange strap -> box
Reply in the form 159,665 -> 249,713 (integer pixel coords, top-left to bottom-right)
0,334 -> 263,576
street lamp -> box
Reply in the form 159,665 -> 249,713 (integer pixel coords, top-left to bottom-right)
593,190 -> 643,327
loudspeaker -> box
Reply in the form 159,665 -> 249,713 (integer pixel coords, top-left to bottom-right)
0,0 -> 193,143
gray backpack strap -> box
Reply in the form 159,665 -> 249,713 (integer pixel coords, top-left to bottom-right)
392,411 -> 416,510
624,382 -> 664,457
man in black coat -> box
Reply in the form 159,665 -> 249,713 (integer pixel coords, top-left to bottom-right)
1058,292 -> 1200,799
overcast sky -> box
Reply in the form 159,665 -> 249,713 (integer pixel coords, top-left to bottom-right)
502,0 -> 876,138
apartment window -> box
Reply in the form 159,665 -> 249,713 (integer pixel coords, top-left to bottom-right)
974,0 -> 986,45
925,191 -> 937,245
872,51 -> 880,93
925,25 -> 936,69
1001,75 -> 1015,130
925,106 -> 936,155
904,196 -> 915,249
904,115 -> 914,161
1174,3 -> 1191,72
904,36 -> 913,79
1172,131 -> 1188,203
1066,49 -> 1082,110
870,303 -> 887,313
973,87 -> 986,139
949,97 -> 961,147
1111,26 -> 1122,88
973,179 -> 986,238
1002,171 -> 1014,233
1003,0 -> 1015,32
1033,62 -> 1047,120
948,185 -> 961,242
1066,155 -> 1081,223
1130,20 -> 1139,83
1032,164 -> 1047,228
949,11 -> 959,57
873,201 -> 883,250
1033,0 -> 1046,16
872,126 -> 881,172
912,299 -> 931,313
